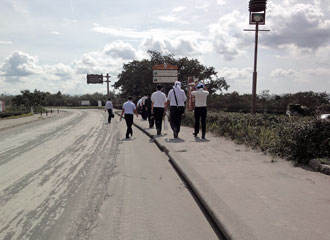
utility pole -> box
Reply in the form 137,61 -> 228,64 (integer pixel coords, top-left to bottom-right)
104,73 -> 111,99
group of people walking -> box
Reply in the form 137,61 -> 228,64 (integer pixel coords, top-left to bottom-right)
106,80 -> 209,140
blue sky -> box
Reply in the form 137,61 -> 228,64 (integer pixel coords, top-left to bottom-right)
0,0 -> 330,95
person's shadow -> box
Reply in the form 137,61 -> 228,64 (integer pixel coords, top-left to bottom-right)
165,138 -> 185,143
120,137 -> 136,141
193,137 -> 210,142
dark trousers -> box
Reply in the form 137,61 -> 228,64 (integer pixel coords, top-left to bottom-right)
194,107 -> 207,137
142,106 -> 147,120
107,109 -> 113,123
153,107 -> 164,132
170,106 -> 183,134
146,110 -> 152,127
124,114 -> 134,138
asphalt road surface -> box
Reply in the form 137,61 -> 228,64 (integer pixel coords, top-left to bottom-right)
0,109 -> 220,240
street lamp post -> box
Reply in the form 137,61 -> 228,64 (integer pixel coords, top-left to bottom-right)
244,0 -> 269,114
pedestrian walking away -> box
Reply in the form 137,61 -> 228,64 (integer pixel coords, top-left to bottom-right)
120,96 -> 139,139
151,84 -> 168,135
141,93 -> 148,120
167,81 -> 187,138
104,97 -> 113,124
144,93 -> 153,128
191,83 -> 209,139
137,97 -> 143,114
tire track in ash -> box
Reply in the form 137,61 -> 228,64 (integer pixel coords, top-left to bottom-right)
0,110 -> 116,240
64,118 -> 121,240
0,111 -> 87,166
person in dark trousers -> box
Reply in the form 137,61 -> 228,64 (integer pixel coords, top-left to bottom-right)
104,97 -> 113,123
120,96 -> 139,139
167,81 -> 187,138
141,93 -> 148,120
151,84 -> 167,135
191,83 -> 209,139
144,93 -> 153,128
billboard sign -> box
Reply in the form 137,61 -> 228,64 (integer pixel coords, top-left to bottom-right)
81,100 -> 90,106
152,64 -> 178,83
87,74 -> 103,84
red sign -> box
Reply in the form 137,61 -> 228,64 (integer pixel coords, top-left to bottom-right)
153,64 -> 178,70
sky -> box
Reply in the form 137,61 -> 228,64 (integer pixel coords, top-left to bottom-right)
0,0 -> 330,96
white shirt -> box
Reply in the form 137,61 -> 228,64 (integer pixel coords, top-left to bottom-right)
137,98 -> 143,107
104,100 -> 113,110
141,96 -> 148,105
151,91 -> 167,108
167,87 -> 187,106
122,100 -> 136,114
191,89 -> 209,107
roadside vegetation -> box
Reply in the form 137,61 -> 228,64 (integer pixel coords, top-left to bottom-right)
182,112 -> 330,165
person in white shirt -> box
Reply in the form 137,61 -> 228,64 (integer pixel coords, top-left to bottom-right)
120,96 -> 139,139
104,97 -> 113,124
136,97 -> 143,114
167,81 -> 187,138
191,83 -> 209,139
151,84 -> 167,135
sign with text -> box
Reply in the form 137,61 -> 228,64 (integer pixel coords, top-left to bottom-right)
87,74 -> 103,84
153,64 -> 178,83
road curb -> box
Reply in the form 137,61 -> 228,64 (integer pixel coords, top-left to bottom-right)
132,120 -> 256,240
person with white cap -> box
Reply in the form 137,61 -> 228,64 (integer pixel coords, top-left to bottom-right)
191,82 -> 209,139
167,80 -> 187,138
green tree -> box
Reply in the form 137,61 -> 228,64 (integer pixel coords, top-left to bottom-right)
114,51 -> 229,98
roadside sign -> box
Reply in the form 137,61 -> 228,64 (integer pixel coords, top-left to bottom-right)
87,74 -> 103,84
153,76 -> 178,83
153,70 -> 178,77
153,64 -> 178,83
81,100 -> 90,106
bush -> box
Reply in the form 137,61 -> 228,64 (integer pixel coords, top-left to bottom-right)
0,110 -> 31,119
278,119 -> 330,164
182,111 -> 329,164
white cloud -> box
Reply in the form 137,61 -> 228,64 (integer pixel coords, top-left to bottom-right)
271,67 -> 330,83
140,37 -> 212,57
172,6 -> 186,13
263,1 -> 330,52
271,68 -> 297,78
92,24 -> 202,40
208,10 -> 251,60
216,0 -> 226,6
219,67 -> 253,92
195,2 -> 211,11
50,31 -> 62,35
103,41 -> 138,60
0,41 -> 12,45
44,63 -> 74,78
0,51 -> 43,82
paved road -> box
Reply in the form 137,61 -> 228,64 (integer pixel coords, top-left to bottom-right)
0,109 -> 220,240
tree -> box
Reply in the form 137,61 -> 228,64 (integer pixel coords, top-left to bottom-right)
114,51 -> 229,99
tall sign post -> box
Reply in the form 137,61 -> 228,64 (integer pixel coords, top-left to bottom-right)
244,0 -> 269,114
87,73 -> 111,98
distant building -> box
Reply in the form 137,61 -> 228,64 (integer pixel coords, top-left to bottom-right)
0,101 -> 5,112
